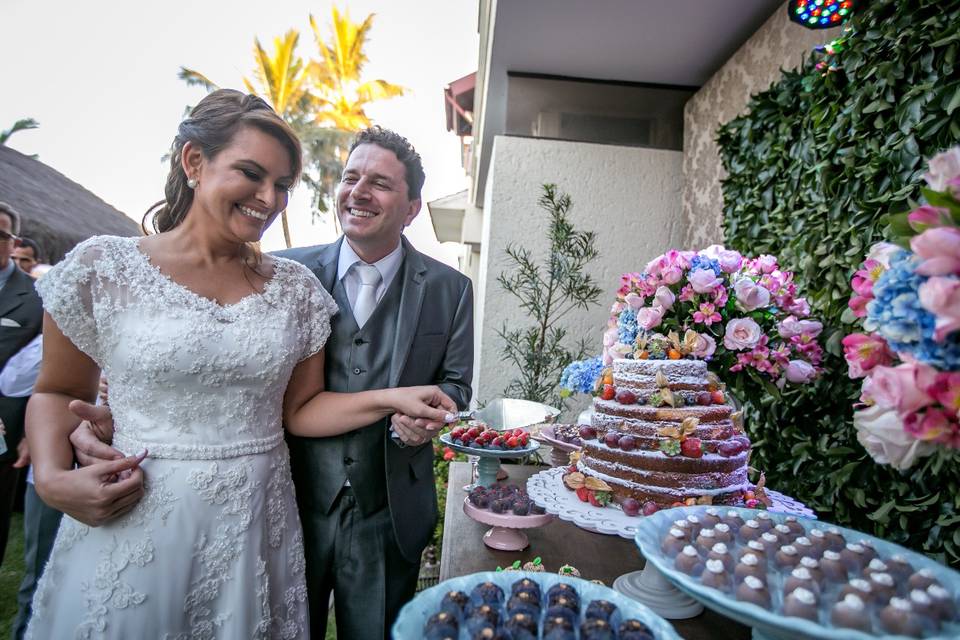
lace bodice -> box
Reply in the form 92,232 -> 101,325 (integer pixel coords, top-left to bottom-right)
37,235 -> 338,458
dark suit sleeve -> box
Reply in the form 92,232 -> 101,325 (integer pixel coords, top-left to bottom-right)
436,279 -> 474,411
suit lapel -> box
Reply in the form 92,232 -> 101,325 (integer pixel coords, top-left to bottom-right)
390,237 -> 427,387
0,269 -> 30,319
313,237 -> 343,294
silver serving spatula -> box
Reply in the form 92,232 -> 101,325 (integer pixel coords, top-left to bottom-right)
450,398 -> 560,431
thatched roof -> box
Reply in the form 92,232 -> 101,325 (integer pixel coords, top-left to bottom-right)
0,145 -> 141,263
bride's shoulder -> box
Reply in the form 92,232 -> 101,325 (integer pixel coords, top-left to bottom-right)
273,255 -> 322,287
59,235 -> 138,269
272,256 -> 337,315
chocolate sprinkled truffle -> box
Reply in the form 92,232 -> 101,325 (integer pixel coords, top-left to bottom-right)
735,575 -> 770,608
830,593 -> 871,632
783,587 -> 819,621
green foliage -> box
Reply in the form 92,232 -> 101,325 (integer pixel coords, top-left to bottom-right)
717,0 -> 960,566
497,184 -> 603,409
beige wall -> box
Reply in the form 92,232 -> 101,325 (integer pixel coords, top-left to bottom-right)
475,135 -> 683,414
681,9 -> 841,249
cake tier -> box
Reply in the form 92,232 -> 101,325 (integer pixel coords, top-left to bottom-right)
612,358 -> 712,395
592,400 -> 733,439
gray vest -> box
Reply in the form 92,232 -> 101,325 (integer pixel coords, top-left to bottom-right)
288,264 -> 404,516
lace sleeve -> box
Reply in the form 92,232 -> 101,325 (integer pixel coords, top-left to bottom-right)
287,261 -> 339,363
35,236 -> 110,365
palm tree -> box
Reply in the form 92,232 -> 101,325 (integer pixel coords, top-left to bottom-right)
0,118 -> 39,145
307,8 -> 406,131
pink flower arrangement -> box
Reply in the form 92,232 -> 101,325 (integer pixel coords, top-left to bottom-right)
844,146 -> 960,469
602,244 -> 823,389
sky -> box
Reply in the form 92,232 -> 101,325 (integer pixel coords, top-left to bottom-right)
0,0 -> 478,265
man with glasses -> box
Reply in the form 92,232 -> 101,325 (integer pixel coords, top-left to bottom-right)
0,202 -> 43,566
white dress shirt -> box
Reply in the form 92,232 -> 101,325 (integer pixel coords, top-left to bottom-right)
336,240 -> 404,317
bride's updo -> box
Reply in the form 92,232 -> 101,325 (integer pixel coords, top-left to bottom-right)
144,89 -> 302,234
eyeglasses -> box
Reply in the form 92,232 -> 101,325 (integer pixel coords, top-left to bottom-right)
0,231 -> 17,242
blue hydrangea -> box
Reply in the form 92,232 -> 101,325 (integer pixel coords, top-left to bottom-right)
617,308 -> 638,346
690,255 -> 722,276
560,356 -> 604,394
867,251 -> 960,370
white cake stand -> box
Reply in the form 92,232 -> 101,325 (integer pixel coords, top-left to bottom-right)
527,466 -> 816,619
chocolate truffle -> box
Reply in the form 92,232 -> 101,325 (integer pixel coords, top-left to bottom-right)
926,584 -> 957,621
775,545 -> 801,569
755,511 -> 774,532
807,528 -> 827,555
824,527 -> 846,552
783,587 -> 819,622
759,532 -> 780,554
840,543 -> 870,573
738,519 -> 762,543
868,572 -> 896,603
470,582 -> 505,606
675,545 -> 704,576
701,507 -> 721,528
425,612 -> 459,637
661,527 -> 688,556
708,543 -> 735,572
734,553 -> 765,583
879,598 -> 924,637
584,599 -> 618,623
736,575 -> 770,608
839,578 -> 874,603
701,559 -> 730,591
507,593 -> 540,617
685,514 -> 703,537
798,556 -> 824,584
713,523 -> 734,544
855,539 -> 878,563
820,550 -> 847,582
543,605 -> 577,629
580,618 -> 616,640
547,583 -> 580,610
695,528 -> 718,551
722,509 -> 745,529
863,558 -> 889,579
672,519 -> 693,539
740,539 -> 767,563
773,523 -> 795,544
830,593 -> 872,632
908,568 -> 941,591
440,590 -> 470,618
885,554 -> 914,581
511,578 -> 541,600
784,567 -> 821,598
792,536 -> 817,559
907,588 -> 937,620
783,515 -> 806,537
542,616 -> 575,638
504,611 -> 538,635
466,604 -> 500,631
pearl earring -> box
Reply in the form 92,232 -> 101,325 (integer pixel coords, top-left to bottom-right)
187,177 -> 198,189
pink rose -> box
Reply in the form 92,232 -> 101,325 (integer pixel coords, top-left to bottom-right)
723,318 -> 763,351
928,372 -> 960,416
624,292 -> 645,310
688,268 -> 721,293
918,276 -> 960,341
733,278 -> 770,312
784,359 -> 816,384
699,245 -> 725,259
717,250 -> 743,273
903,408 -> 956,443
788,297 -> 811,317
778,316 -> 823,339
653,286 -> 676,310
841,333 -> 895,378
757,255 -> 778,274
636,306 -> 665,330
867,363 -> 937,415
911,227 -> 960,276
691,332 -> 717,359
661,265 -> 683,285
908,205 -> 953,232
610,301 -> 625,315
923,146 -> 960,191
854,405 -> 936,470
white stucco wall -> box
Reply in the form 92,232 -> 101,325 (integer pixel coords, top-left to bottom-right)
475,135 -> 683,416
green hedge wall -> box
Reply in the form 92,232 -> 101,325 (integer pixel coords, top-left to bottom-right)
717,0 -> 960,566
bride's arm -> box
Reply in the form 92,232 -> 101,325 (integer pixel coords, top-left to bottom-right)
27,313 -> 146,526
282,348 -> 457,437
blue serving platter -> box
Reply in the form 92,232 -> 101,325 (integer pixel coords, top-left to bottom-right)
392,570 -> 682,639
635,505 -> 960,640
439,432 -> 540,459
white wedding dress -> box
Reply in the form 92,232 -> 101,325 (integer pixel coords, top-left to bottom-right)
27,235 -> 338,640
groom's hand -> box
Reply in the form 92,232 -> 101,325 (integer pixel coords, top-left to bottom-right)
391,413 -> 441,447
389,386 -> 458,446
68,400 -> 123,467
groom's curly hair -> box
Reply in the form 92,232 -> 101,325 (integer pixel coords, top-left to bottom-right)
349,126 -> 425,200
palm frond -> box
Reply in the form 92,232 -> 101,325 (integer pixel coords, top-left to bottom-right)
178,67 -> 220,92
0,118 -> 39,145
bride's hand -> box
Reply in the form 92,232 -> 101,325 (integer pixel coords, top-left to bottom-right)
388,386 -> 457,427
37,452 -> 147,527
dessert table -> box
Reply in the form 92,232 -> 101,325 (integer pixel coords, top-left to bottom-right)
439,461 -> 751,640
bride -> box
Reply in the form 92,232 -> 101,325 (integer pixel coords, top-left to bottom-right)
24,89 -> 454,639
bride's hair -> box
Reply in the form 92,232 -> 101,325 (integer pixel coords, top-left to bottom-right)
143,90 -> 302,264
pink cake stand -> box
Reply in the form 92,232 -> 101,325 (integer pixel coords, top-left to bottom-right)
531,424 -> 582,467
462,497 -> 556,551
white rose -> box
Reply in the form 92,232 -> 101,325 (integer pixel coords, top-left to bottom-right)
853,405 -> 936,471
923,147 -> 960,191
865,242 -> 902,269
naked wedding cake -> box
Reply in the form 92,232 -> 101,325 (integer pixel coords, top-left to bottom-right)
576,358 -> 751,507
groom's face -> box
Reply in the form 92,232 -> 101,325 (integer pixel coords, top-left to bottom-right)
337,143 -> 421,262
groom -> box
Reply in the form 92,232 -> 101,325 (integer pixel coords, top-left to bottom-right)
277,126 -> 473,637
70,126 -> 473,638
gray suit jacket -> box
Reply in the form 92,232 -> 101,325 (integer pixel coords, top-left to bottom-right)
276,236 -> 473,561
0,266 -> 43,459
